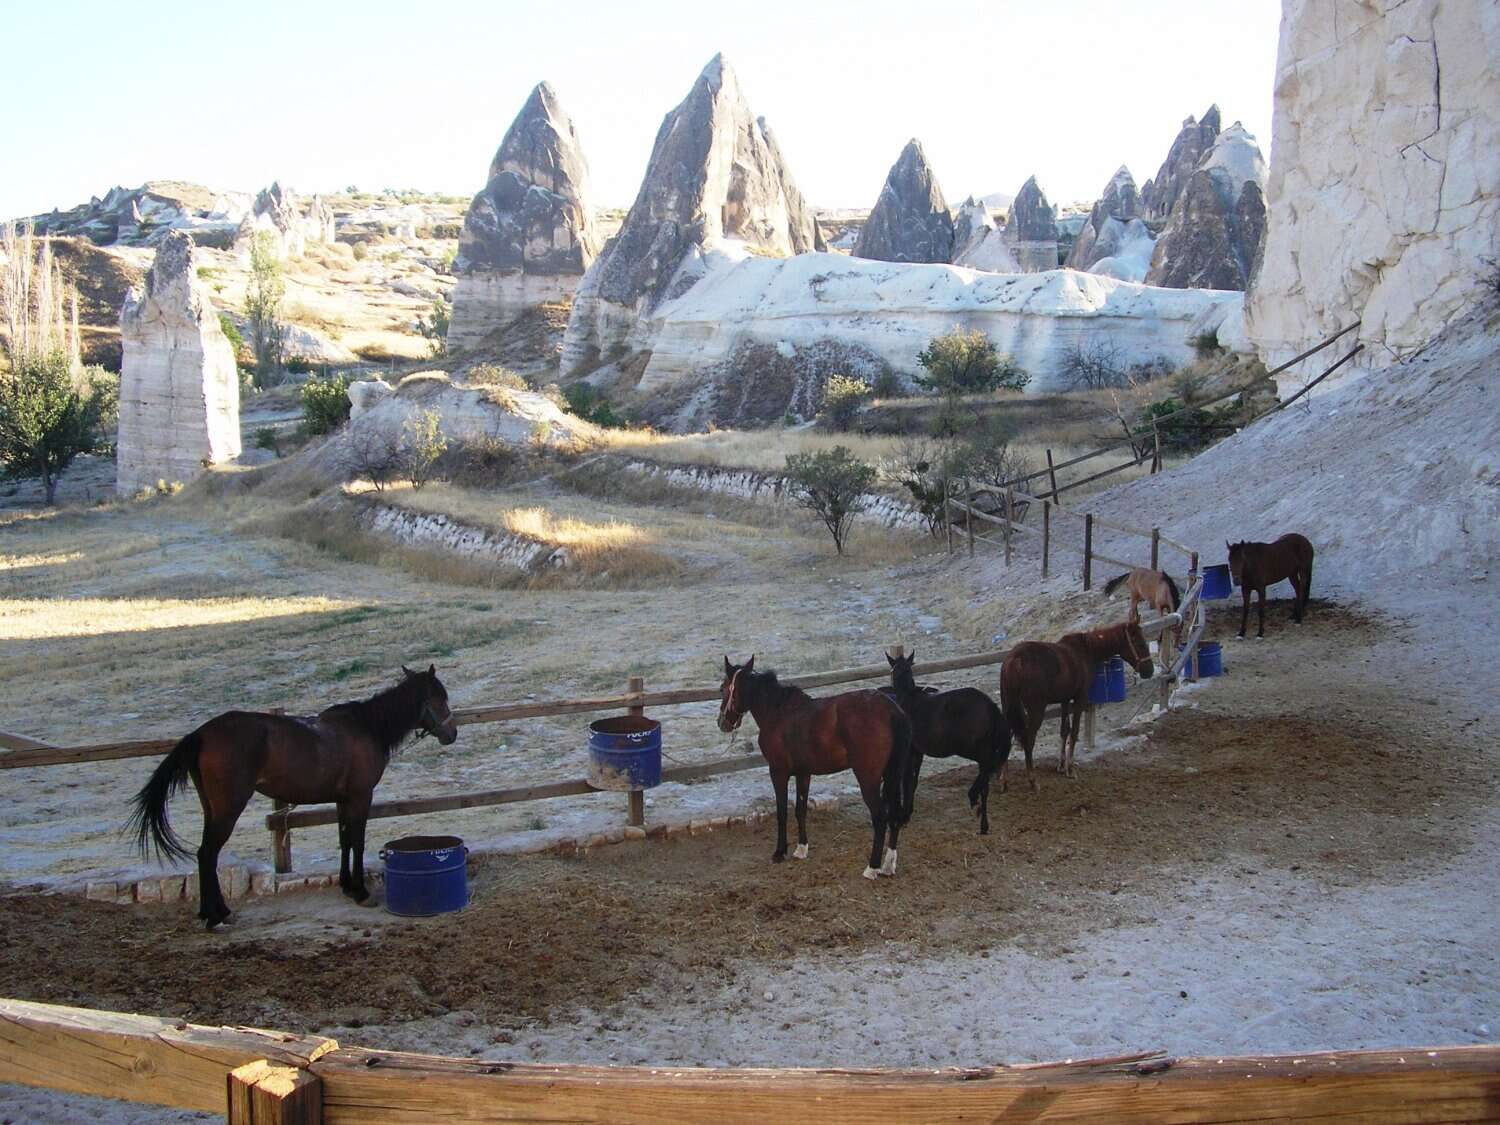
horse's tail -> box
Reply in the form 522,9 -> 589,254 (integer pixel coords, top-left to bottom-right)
990,697 -> 1014,775
127,730 -> 200,864
1162,571 -> 1182,612
884,707 -> 914,829
1102,571 -> 1131,598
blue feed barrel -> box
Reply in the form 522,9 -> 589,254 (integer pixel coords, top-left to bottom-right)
1197,641 -> 1225,677
1087,662 -> 1110,704
381,835 -> 468,917
587,716 -> 662,791
1203,564 -> 1233,600
1104,656 -> 1127,702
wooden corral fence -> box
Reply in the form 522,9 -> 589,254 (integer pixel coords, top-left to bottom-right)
945,320 -> 1365,584
0,601 -> 1199,875
1,998 -> 1497,1123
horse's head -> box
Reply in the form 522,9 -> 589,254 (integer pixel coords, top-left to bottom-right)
717,655 -> 754,733
1120,621 -> 1154,680
886,649 -> 917,694
1227,540 -> 1245,586
404,664 -> 458,745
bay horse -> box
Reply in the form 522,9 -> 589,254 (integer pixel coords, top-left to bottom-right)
1104,567 -> 1182,663
999,621 -> 1153,787
718,656 -> 913,879
129,665 -> 458,929
1228,534 -> 1315,638
885,651 -> 1011,835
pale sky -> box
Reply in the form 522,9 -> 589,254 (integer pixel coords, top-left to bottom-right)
2,0 -> 1283,220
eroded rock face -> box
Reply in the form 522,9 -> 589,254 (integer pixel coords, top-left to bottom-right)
853,139 -> 953,264
560,55 -> 822,373
117,232 -> 240,494
239,182 -> 335,259
951,197 -> 1021,272
449,82 -> 600,350
1146,124 -> 1268,290
1143,106 -> 1221,219
1000,176 -> 1058,272
1067,167 -> 1149,277
1246,0 -> 1500,369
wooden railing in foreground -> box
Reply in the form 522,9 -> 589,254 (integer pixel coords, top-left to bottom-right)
2,998 -> 1497,1124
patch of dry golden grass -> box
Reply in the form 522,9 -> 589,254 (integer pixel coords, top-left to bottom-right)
0,594 -> 353,641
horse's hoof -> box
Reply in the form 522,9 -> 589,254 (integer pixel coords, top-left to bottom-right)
356,895 -> 379,909
792,844 -> 809,860
880,848 -> 898,876
862,866 -> 881,881
771,851 -> 786,864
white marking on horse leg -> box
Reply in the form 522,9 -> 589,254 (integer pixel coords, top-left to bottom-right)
881,848 -> 898,876
792,843 -> 809,860
862,866 -> 881,881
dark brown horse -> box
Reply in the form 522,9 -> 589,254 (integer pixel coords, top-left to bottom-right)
885,651 -> 1011,835
129,666 -> 458,928
1228,534 -> 1315,638
718,656 -> 913,879
999,621 -> 1153,787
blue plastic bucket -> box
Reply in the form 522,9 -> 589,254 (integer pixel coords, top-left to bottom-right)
1086,661 -> 1112,704
587,716 -> 662,791
1203,564 -> 1233,600
1104,656 -> 1127,701
1197,641 -> 1224,677
381,834 -> 468,917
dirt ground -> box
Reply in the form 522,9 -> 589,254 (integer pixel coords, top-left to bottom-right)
0,595 -> 1490,1045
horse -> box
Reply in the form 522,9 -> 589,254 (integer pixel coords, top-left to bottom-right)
1228,534 -> 1315,638
999,621 -> 1153,787
1103,567 -> 1182,665
718,656 -> 913,879
885,651 -> 1011,835
129,665 -> 458,929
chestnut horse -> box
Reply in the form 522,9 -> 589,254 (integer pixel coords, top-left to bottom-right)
1104,567 -> 1182,661
1228,534 -> 1315,638
718,656 -> 913,879
999,621 -> 1154,786
129,666 -> 458,928
885,651 -> 1011,835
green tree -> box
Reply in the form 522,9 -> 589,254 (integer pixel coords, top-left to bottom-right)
820,374 -> 872,432
245,232 -> 285,387
785,445 -> 877,554
0,350 -> 115,505
401,408 -> 448,489
299,372 -> 353,435
915,329 -> 1029,397
417,297 -> 450,357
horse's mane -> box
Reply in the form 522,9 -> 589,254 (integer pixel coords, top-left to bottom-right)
1102,572 -> 1131,598
327,675 -> 426,756
1162,571 -> 1181,611
741,667 -> 806,708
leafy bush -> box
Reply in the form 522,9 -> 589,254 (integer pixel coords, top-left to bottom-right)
785,445 -> 877,554
820,374 -> 872,432
299,372 -> 353,435
870,368 -> 904,398
416,298 -> 450,357
401,408 -> 448,490
467,364 -> 528,391
217,314 -> 247,363
1191,330 -> 1224,359
563,383 -> 626,428
351,242 -> 369,262
916,329 -> 1029,396
246,232 -> 285,387
253,426 -> 280,455
0,352 -> 115,505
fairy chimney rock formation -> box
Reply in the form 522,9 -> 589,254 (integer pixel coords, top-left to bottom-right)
1246,0 -> 1500,369
1146,122 -> 1268,290
240,182 -> 334,259
560,54 -> 822,373
1143,106 -> 1221,218
449,82 -> 601,350
117,232 -> 241,495
1067,166 -> 1156,281
1000,175 -> 1058,271
854,139 -> 953,264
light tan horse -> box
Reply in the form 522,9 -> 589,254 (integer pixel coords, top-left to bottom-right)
1103,568 -> 1182,659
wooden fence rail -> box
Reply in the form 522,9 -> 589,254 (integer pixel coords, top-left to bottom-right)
2,997 -> 1496,1124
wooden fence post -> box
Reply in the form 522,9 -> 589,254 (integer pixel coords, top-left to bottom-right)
1046,448 -> 1060,502
1041,501 -> 1051,579
943,469 -> 953,555
227,1059 -> 321,1124
270,709 -> 292,874
626,675 -> 645,828
1151,423 -> 1162,473
1082,513 -> 1094,590
1150,528 -> 1160,572
965,479 -> 975,557
1002,487 -> 1013,566
1084,704 -> 1096,751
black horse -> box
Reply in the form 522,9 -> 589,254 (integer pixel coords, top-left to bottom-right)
885,651 -> 1012,834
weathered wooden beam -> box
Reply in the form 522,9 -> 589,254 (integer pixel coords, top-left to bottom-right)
311,1042 -> 1500,1125
228,1059 -> 323,1124
0,730 -> 56,751
0,998 -> 336,1115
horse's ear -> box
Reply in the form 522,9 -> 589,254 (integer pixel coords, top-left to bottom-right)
885,651 -> 895,667
908,650 -> 916,664
428,663 -> 436,677
401,664 -> 414,678
745,654 -> 755,672
723,655 -> 733,677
